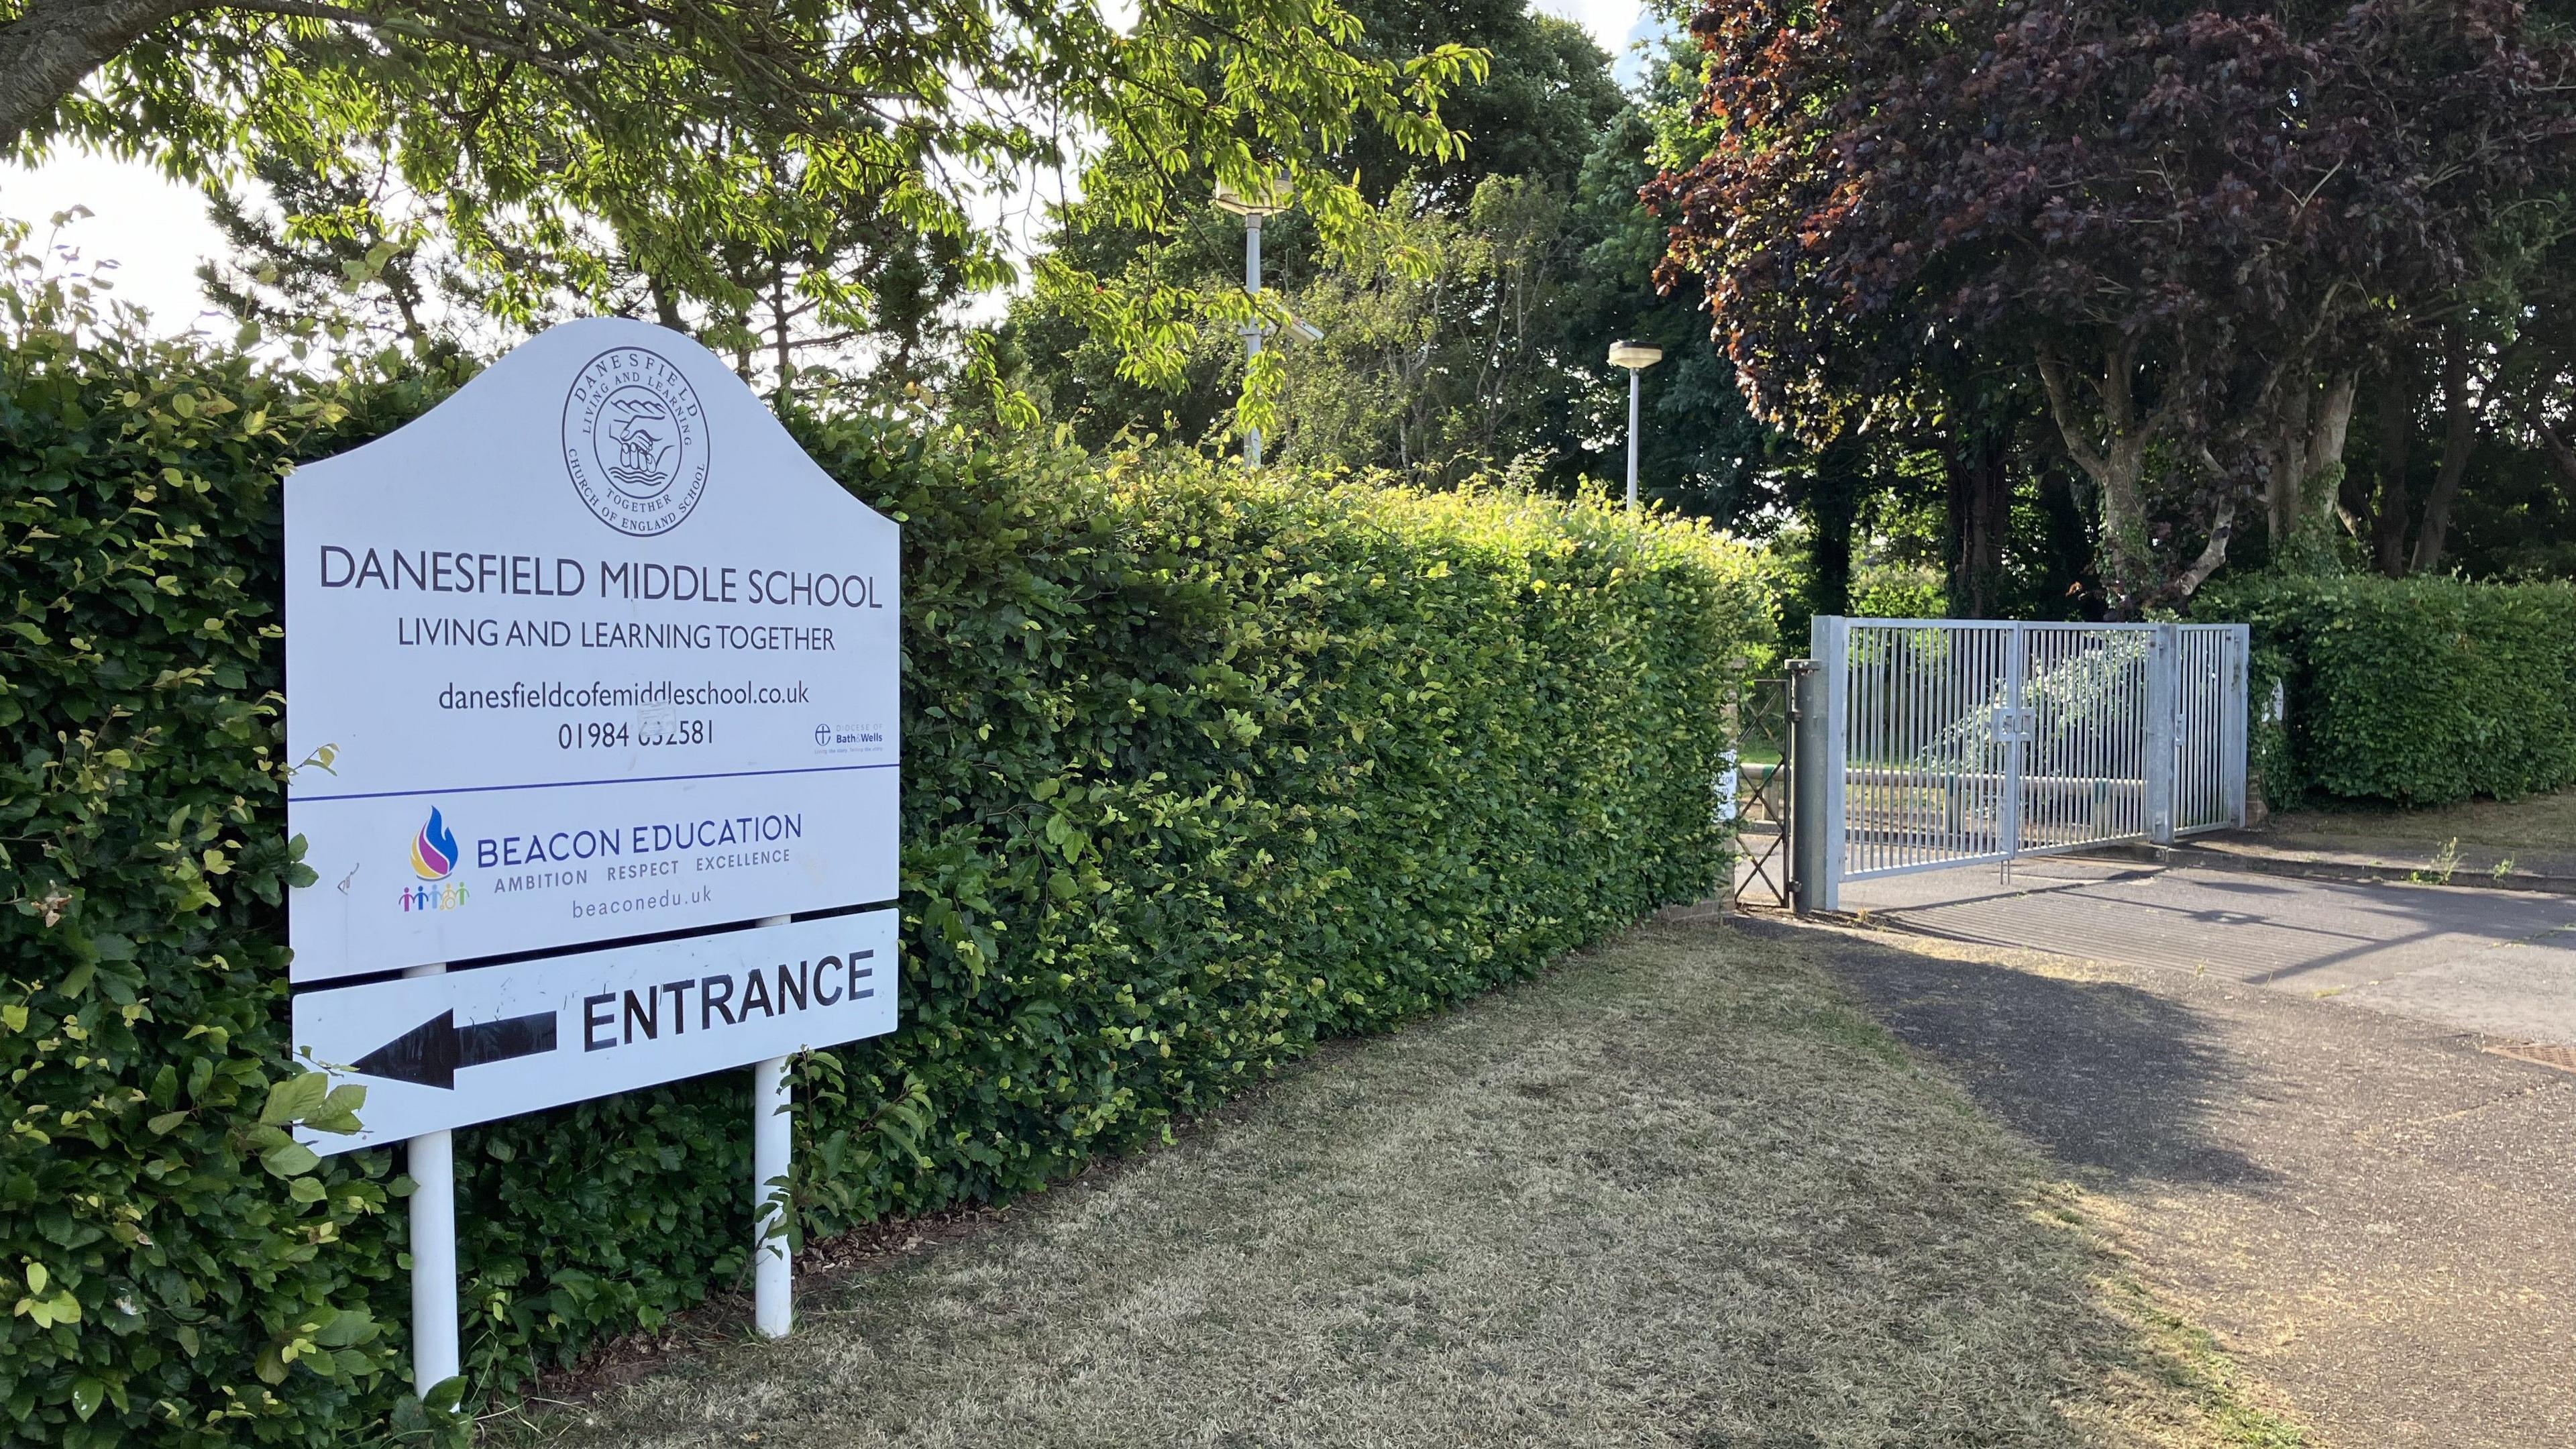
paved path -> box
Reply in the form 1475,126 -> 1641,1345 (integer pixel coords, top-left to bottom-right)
1844,858 -> 2576,1046
1798,861 -> 2576,1446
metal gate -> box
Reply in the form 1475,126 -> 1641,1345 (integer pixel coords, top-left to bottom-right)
1797,616 -> 2247,911
1727,675 -> 1794,910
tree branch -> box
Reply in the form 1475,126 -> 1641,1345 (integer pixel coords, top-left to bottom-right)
2410,324 -> 2479,574
0,0 -> 199,151
2033,343 -> 2110,484
2162,492 -> 2237,606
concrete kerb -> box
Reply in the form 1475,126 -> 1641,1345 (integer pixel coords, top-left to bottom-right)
2074,835 -> 2576,898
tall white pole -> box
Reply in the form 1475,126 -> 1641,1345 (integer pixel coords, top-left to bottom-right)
405,961 -> 458,1396
751,913 -> 794,1339
1625,366 -> 1641,513
1244,213 -> 1265,468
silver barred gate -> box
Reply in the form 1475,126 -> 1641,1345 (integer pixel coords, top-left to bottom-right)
1799,616 -> 2248,910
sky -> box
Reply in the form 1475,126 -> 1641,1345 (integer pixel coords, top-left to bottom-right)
0,0 -> 1664,340
1,152 -> 232,335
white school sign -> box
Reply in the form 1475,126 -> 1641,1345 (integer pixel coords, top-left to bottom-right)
284,317 -> 902,1375
286,317 -> 898,983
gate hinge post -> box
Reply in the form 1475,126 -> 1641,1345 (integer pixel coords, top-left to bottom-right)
2144,623 -> 2181,846
1789,645 -> 1837,915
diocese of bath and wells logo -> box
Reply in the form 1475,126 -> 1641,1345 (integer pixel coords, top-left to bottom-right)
561,347 -> 710,537
399,807 -> 469,914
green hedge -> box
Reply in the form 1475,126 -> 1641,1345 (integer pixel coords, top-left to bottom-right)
2203,572 -> 2576,808
0,311 -> 1766,1445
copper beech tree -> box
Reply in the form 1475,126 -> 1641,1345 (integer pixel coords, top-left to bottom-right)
1649,0 -> 2576,610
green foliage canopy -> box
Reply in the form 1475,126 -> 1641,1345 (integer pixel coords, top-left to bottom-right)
0,0 -> 1484,390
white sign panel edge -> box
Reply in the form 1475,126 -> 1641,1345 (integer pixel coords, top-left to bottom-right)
284,316 -> 899,983
291,911 -> 899,1153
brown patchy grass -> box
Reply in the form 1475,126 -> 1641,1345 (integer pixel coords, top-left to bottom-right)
2269,788 -> 2576,862
503,922 -> 2305,1449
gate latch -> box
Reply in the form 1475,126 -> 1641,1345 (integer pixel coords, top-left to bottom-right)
1990,706 -> 2037,743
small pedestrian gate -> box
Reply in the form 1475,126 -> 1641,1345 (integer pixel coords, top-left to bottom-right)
1794,616 -> 2247,912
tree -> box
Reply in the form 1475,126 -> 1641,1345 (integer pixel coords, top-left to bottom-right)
2339,174 -> 2576,579
197,141 -> 457,352
1550,103 -> 1776,519
1650,0 -> 2576,611
3,0 -> 1485,394
1002,0 -> 1618,451
1334,0 -> 1629,207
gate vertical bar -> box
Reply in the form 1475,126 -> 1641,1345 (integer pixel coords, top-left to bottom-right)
2145,623 -> 2179,845
1854,628 -> 1872,879
2224,624 -> 2251,826
2000,624 -> 2027,862
1813,616 -> 1849,911
1917,631 -> 1932,861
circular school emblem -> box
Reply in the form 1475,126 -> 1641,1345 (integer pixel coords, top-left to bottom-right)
561,347 -> 711,535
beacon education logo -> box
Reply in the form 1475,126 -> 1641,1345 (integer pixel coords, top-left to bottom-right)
400,808 -> 470,914
412,808 -> 458,879
561,347 -> 710,536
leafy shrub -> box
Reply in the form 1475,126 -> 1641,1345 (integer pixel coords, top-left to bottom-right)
2202,572 -> 2576,808
0,303 -> 1766,1443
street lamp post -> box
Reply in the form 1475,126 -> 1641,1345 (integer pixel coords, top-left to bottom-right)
1216,177 -> 1293,467
1607,340 -> 1664,512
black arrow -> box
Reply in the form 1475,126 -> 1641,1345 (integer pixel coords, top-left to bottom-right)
351,1010 -> 559,1089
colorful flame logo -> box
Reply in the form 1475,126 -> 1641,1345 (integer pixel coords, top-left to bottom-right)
411,808 -> 458,881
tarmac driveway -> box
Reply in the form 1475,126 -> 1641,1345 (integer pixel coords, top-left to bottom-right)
1801,861 -> 2576,1446
1843,858 -> 2576,1046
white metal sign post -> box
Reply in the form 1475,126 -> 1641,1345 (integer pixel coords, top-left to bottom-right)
284,317 -> 900,1393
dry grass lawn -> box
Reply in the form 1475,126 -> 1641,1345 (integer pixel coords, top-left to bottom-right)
2270,787 -> 2576,863
511,921 -> 2304,1449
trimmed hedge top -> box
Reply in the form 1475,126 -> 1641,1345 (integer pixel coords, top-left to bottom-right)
2202,572 -> 2576,808
0,312 -> 1766,1445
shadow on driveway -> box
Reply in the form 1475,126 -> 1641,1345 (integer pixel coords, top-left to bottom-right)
1743,919 -> 2282,1195
1845,859 -> 2576,1044
1776,908 -> 2576,1448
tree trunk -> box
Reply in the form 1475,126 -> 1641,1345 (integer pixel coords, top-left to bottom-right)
1805,434 -> 1866,621
0,0 -> 197,150
2035,339 -> 2157,615
2527,407 -> 2576,496
2033,453 -> 2102,619
2263,367 -> 2359,572
2306,370 -> 2359,539
2371,347 -> 2416,577
2410,324 -> 2478,575
2265,373 -> 2312,552
647,272 -> 686,331
2256,363 -> 2359,567
1941,421 -> 2013,619
769,264 -> 793,402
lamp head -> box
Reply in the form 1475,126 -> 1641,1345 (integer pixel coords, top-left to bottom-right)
1607,341 -> 1664,370
1214,175 -> 1293,218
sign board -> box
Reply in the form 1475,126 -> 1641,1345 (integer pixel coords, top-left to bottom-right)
293,911 -> 898,1153
284,317 -> 898,983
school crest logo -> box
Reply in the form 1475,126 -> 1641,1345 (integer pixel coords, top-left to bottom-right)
561,347 -> 710,535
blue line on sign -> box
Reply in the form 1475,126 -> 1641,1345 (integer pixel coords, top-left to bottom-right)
294,761 -> 899,804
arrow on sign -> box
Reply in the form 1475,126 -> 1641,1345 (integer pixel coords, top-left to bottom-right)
352,1010 -> 559,1089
